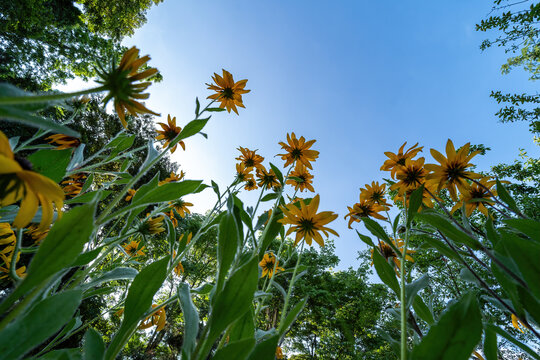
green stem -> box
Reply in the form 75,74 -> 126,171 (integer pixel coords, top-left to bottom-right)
9,229 -> 23,282
400,197 -> 410,360
0,86 -> 107,105
279,241 -> 304,329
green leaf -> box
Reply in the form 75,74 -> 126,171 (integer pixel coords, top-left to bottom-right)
211,180 -> 220,198
483,325 -> 497,360
0,202 -> 96,314
195,97 -> 200,116
407,185 -> 424,226
362,217 -> 391,243
278,298 -> 307,336
67,144 -> 85,171
205,107 -> 226,112
132,180 -> 206,207
355,230 -> 375,247
247,333 -> 279,360
487,324 -> 540,360
84,328 -> 105,360
213,338 -> 256,360
417,235 -> 461,261
216,212 -> 240,291
485,217 -> 500,246
496,179 -> 520,214
258,210 -> 283,258
229,306 -> 255,342
105,134 -> 135,161
413,296 -> 434,325
28,148 -> 72,183
500,231 -> 540,298
416,212 -> 482,250
141,140 -> 159,169
411,292 -> 482,360
503,218 -> 540,241
261,193 -> 279,202
71,247 -> 102,268
405,275 -> 429,309
0,105 -> 79,137
269,163 -> 283,184
82,267 -> 139,289
178,283 -> 200,359
0,289 -> 82,359
178,118 -> 209,139
105,257 -> 170,360
65,190 -> 112,204
371,248 -> 400,295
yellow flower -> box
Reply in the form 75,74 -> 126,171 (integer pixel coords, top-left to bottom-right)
139,304 -> 167,331
381,142 -> 424,179
0,223 -> 16,246
259,252 -> 284,278
235,162 -> 254,182
97,46 -> 160,128
139,214 -> 165,235
244,178 -> 259,191
172,251 -> 184,276
390,158 -> 428,197
425,140 -> 482,200
393,182 -> 438,209
61,173 -> 86,198
0,253 -> 26,279
158,171 -> 185,186
155,115 -> 185,153
451,177 -> 497,217
170,199 -> 193,218
123,240 -> 145,257
125,189 -> 137,202
344,199 -> 387,229
286,163 -> 315,192
45,134 -> 81,150
360,181 -> 390,207
178,232 -> 193,244
276,346 -> 284,359
25,224 -> 49,244
0,131 -> 64,231
167,209 -> 178,227
206,69 -> 250,114
236,147 -> 265,171
256,166 -> 280,189
370,238 -> 415,275
278,132 -> 319,170
511,313 -> 528,333
279,194 -> 338,247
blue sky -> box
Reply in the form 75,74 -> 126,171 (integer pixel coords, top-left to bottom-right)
122,1 -> 539,269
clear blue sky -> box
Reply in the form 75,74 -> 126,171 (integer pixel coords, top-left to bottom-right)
123,0 -> 539,269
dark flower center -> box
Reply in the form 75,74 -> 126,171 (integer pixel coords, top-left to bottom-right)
165,129 -> 179,140
397,157 -> 406,166
245,158 -> 255,167
379,243 -> 396,259
15,155 -> 33,171
403,167 -> 424,185
446,162 -> 466,180
222,87 -> 234,99
291,148 -> 302,159
299,218 -> 315,233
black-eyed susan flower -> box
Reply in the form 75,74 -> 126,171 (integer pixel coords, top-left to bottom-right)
390,158 -> 428,197
259,252 -> 284,278
61,173 -> 86,198
25,224 -> 49,244
170,199 -> 193,218
370,238 -> 415,276
158,171 -> 185,186
256,166 -> 280,189
206,69 -> 250,114
0,131 -> 64,231
97,46 -> 160,128
278,133 -> 319,170
276,346 -> 284,359
236,147 -> 265,171
235,162 -> 254,183
244,178 -> 259,191
381,142 -> 424,179
279,194 -> 338,247
360,181 -> 391,207
139,214 -> 165,235
45,134 -> 81,150
393,182 -> 437,209
155,115 -> 185,153
450,177 -> 497,217
139,304 -> 167,331
125,189 -> 137,202
425,140 -> 482,201
344,198 -> 388,228
286,163 -> 315,192
123,240 -> 145,257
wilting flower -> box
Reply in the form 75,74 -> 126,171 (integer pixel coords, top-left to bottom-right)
286,163 -> 315,192
45,134 -> 81,150
170,199 -> 193,218
97,46 -> 160,128
125,189 -> 137,202
425,140 -> 482,200
276,346 -> 284,359
0,223 -> 16,246
256,166 -> 280,189
279,194 -> 338,247
123,240 -> 145,257
139,304 -> 167,331
381,142 -> 423,179
206,69 -> 250,114
172,251 -> 184,276
0,131 -> 64,231
159,171 -> 185,185
236,147 -> 264,170
25,224 -> 49,244
451,177 -> 497,217
166,210 -> 178,227
139,214 -> 165,235
360,181 -> 391,207
370,238 -> 415,275
155,115 -> 185,153
244,178 -> 259,191
278,133 -> 319,170
259,252 -> 284,279
235,162 -> 254,182
390,158 -> 428,197
511,313 -> 528,333
61,173 -> 86,198
344,199 -> 388,229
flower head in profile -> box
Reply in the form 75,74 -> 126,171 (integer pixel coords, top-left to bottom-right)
511,313 -> 528,333
259,252 -> 284,279
244,178 -> 259,191
381,142 -> 423,179
279,194 -> 338,247
256,166 -> 280,189
138,214 -> 165,235
123,240 -> 145,257
155,115 -> 185,153
159,171 -> 185,186
0,131 -> 64,231
25,224 -> 49,244
139,304 -> 167,332
97,46 -> 160,128
170,199 -> 193,218
278,133 -> 319,170
206,69 -> 250,114
360,181 -> 390,207
235,163 -> 254,183
45,134 -> 81,150
451,177 -> 497,217
344,199 -> 388,229
236,147 -> 264,171
286,163 -> 315,192
61,173 -> 86,198
125,189 -> 137,202
425,140 -> 482,200
370,238 -> 415,275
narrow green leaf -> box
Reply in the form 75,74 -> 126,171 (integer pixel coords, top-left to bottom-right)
503,218 -> 540,241
65,190 -> 112,204
195,97 -> 200,116
247,333 -> 279,360
485,217 -> 500,246
371,249 -> 400,295
405,275 -> 429,309
81,267 -> 138,289
213,338 -> 256,360
178,118 -> 209,139
269,163 -> 283,184
278,298 -> 307,336
355,230 -> 375,247
488,324 -> 540,360
407,185 -> 424,226
205,107 -> 226,112
416,212 -> 482,250
141,140 -> 159,169
483,325 -> 497,360
67,143 -> 85,171
178,283 -> 200,359
28,148 -> 72,183
229,305 -> 255,342
417,235 -> 461,261
500,232 -> 540,298
496,179 -> 520,214
84,328 -> 105,360
413,295 -> 434,325
216,212 -> 240,291
261,193 -> 279,202
258,210 -> 283,258
0,105 -> 79,137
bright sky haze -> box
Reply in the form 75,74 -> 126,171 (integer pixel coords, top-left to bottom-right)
116,0 -> 539,269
